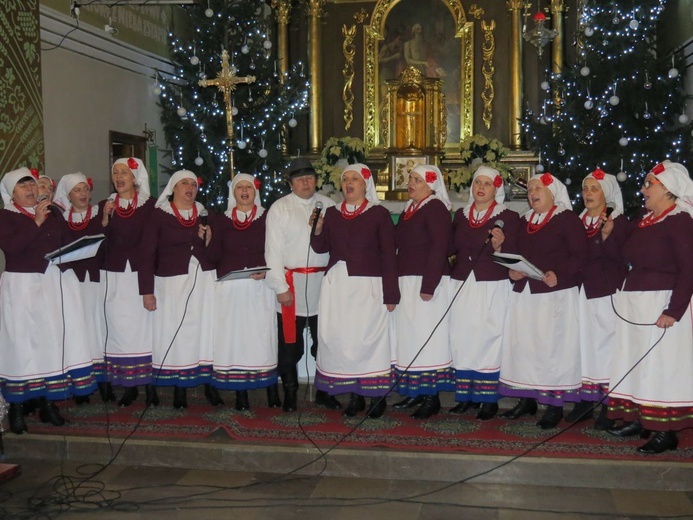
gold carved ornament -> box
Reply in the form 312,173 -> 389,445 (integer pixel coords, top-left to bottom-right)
480,20 -> 496,130
342,24 -> 357,130
305,0 -> 325,18
270,0 -> 291,24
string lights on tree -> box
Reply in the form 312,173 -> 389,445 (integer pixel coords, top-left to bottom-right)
522,0 -> 692,213
158,0 -> 309,210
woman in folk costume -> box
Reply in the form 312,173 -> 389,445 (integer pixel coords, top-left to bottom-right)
54,173 -> 112,404
607,161 -> 693,454
570,169 -> 629,429
499,173 -> 587,429
101,157 -> 156,407
209,174 -> 280,411
390,164 -> 453,420
448,167 -> 520,421
138,170 -> 218,409
37,173 -> 56,203
311,164 -> 400,419
0,168 -> 95,434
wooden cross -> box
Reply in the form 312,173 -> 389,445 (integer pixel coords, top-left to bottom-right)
199,50 -> 256,178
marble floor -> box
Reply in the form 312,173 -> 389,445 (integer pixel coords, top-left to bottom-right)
1,459 -> 692,520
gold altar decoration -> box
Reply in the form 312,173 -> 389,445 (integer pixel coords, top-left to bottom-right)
353,8 -> 369,24
469,4 -> 496,131
506,0 -> 527,150
342,24 -> 357,130
270,0 -> 292,80
550,0 -> 566,75
364,0 -> 474,152
305,0 -> 325,153
199,50 -> 256,179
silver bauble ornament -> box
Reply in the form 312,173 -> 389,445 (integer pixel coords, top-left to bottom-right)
288,118 -> 298,128
616,172 -> 627,182
609,95 -> 620,106
619,137 -> 629,147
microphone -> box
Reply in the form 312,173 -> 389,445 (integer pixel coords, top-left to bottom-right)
600,203 -> 616,229
38,195 -> 63,218
310,201 -> 323,236
199,207 -> 208,227
485,219 -> 504,244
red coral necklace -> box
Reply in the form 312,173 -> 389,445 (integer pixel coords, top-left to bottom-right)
232,205 -> 257,230
403,194 -> 431,221
468,201 -> 497,228
13,204 -> 35,219
341,199 -> 368,219
638,204 -> 676,228
114,192 -> 138,218
171,202 -> 198,227
582,212 -> 601,238
68,206 -> 92,231
526,205 -> 557,234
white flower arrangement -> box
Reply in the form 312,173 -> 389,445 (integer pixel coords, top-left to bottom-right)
314,136 -> 368,191
449,134 -> 512,192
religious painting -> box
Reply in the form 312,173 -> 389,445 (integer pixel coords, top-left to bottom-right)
365,0 -> 473,151
390,155 -> 427,191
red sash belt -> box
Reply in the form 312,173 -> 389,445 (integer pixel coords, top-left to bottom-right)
281,266 -> 326,343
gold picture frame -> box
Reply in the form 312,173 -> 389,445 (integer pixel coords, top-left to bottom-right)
390,155 -> 428,191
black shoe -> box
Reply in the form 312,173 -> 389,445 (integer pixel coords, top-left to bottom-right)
235,390 -> 250,411
38,398 -> 65,426
315,390 -> 342,410
118,386 -> 138,407
281,369 -> 299,412
392,396 -> 424,410
204,384 -> 224,407
411,394 -> 441,420
266,384 -> 281,408
536,405 -> 563,429
565,400 -> 594,423
476,402 -> 499,421
449,401 -> 480,414
343,393 -> 366,417
367,397 -> 387,419
637,431 -> 678,454
608,420 -> 646,438
500,398 -> 538,419
9,403 -> 28,434
145,385 -> 160,407
98,382 -> 116,403
594,405 -> 615,431
74,394 -> 90,405
22,398 -> 39,415
173,387 -> 187,409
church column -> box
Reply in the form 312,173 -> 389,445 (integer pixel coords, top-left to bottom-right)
271,0 -> 292,82
550,0 -> 566,75
506,0 -> 524,150
306,0 -> 325,154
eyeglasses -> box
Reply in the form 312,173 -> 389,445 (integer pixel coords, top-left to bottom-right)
642,178 -> 662,189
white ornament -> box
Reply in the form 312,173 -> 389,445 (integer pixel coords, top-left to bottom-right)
190,55 -> 199,66
679,114 -> 690,124
609,95 -> 620,106
541,81 -> 550,91
205,8 -> 214,18
288,118 -> 298,128
231,106 -> 239,116
668,68 -> 679,79
194,156 -> 204,166
584,26 -> 594,37
564,178 -> 572,186
237,140 -> 247,150
536,164 -> 545,173
580,66 -> 590,77
258,148 -> 268,158
241,45 -> 250,54
629,19 -> 639,30
263,40 -> 272,50
616,171 -> 627,182
153,85 -> 162,96
177,106 -> 187,117
584,99 -> 594,110
618,137 -> 629,147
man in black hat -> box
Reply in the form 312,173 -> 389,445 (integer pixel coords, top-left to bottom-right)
264,158 -> 341,412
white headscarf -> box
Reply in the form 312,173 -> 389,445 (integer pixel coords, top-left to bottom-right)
648,160 -> 693,217
0,167 -> 35,207
226,173 -> 265,220
54,172 -> 89,211
342,163 -> 380,204
112,157 -> 151,198
409,164 -> 452,210
156,170 -> 203,211
528,172 -> 572,212
581,168 -> 624,218
469,166 -> 506,206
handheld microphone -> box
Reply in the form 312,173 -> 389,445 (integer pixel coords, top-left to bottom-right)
600,203 -> 616,229
38,195 -> 64,218
485,219 -> 504,244
199,207 -> 208,227
310,201 -> 323,236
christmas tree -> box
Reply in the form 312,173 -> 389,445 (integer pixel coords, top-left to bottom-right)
158,0 -> 309,210
522,0 -> 692,213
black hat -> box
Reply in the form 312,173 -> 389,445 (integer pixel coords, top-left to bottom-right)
286,158 -> 316,179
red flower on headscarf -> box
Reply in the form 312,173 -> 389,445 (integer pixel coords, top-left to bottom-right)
29,168 -> 39,180
197,177 -> 204,187
651,163 -> 665,175
425,170 -> 437,184
591,168 -> 606,180
127,157 -> 139,170
540,173 -> 553,186
493,175 -> 503,188
361,167 -> 371,180
87,177 -> 94,190
253,178 -> 262,190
